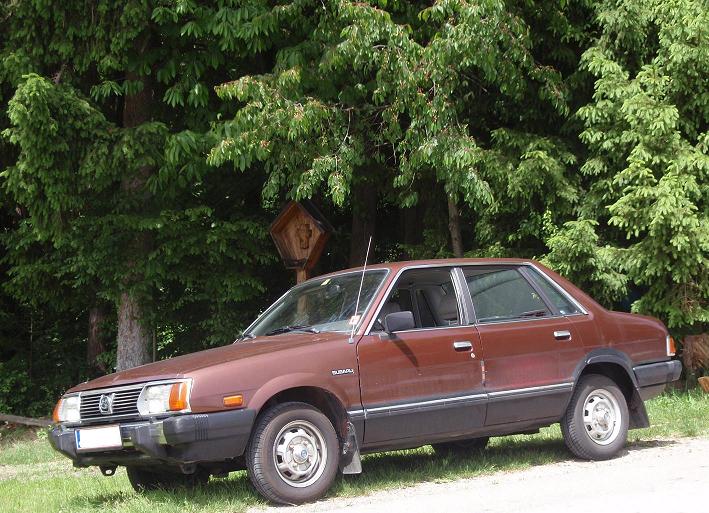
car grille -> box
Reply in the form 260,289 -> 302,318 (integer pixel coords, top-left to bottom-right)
80,386 -> 143,421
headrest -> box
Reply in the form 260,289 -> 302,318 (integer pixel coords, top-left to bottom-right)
379,301 -> 401,321
437,293 -> 458,322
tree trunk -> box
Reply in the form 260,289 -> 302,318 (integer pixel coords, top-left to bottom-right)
116,63 -> 154,371
117,292 -> 151,370
447,196 -> 464,258
87,304 -> 108,375
349,176 -> 377,267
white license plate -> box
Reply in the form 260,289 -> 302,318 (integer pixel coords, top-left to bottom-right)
75,425 -> 122,452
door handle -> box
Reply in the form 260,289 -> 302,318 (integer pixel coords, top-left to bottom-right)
554,330 -> 572,341
453,341 -> 473,352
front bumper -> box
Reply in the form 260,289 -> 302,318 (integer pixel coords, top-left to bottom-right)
49,409 -> 256,468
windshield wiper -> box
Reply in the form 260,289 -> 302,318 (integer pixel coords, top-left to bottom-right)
264,325 -> 320,336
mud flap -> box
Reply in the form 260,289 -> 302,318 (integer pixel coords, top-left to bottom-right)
339,420 -> 362,474
628,387 -> 650,429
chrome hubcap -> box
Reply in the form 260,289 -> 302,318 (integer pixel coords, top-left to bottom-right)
583,388 -> 621,445
273,420 -> 327,487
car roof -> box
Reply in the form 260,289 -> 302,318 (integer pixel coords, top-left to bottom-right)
314,258 -> 537,280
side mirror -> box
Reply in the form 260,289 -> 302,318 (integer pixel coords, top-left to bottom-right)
383,311 -> 415,333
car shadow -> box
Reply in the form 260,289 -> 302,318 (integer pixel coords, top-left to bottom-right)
624,438 -> 676,451
75,472 -> 262,509
73,437 -> 679,508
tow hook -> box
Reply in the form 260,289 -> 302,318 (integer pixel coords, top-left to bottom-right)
99,465 -> 117,476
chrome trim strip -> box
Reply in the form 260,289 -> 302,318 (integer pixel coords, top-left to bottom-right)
487,382 -> 573,398
78,382 -> 146,397
366,392 -> 487,414
361,382 -> 574,416
475,315 -> 568,326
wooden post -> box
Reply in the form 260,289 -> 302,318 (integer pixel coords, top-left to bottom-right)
296,269 -> 309,284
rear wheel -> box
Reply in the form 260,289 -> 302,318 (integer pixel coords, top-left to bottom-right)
561,374 -> 629,460
432,436 -> 489,456
246,402 -> 339,505
126,466 -> 209,492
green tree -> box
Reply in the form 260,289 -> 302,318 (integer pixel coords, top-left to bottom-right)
1,0 -> 277,374
208,0 -> 590,262
560,0 -> 709,332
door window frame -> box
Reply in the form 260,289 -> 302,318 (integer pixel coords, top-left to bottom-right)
366,265 -> 473,334
364,262 -> 588,335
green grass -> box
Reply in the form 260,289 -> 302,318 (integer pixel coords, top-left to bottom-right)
1,390 -> 707,513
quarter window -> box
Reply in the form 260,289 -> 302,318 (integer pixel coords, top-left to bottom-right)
464,268 -> 550,323
526,268 -> 581,315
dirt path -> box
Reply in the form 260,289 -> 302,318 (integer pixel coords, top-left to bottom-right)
253,437 -> 709,513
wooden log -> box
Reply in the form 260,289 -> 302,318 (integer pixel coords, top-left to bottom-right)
0,414 -> 52,427
699,377 -> 709,394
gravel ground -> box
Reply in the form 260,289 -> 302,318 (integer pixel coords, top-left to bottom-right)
252,437 -> 709,513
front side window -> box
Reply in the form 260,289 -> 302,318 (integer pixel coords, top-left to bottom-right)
375,268 -> 460,330
464,267 -> 550,323
246,270 -> 388,336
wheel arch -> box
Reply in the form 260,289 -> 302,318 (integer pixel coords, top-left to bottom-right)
253,385 -> 350,442
569,349 -> 650,429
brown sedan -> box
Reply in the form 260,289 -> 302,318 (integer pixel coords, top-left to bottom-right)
50,258 -> 681,504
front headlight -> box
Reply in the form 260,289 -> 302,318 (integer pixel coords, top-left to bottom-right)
137,381 -> 191,415
52,395 -> 81,423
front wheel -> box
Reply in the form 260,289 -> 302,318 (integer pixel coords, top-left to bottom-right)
246,402 -> 339,505
561,374 -> 629,460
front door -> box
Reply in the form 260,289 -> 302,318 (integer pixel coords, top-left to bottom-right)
461,265 -> 582,426
357,267 -> 485,446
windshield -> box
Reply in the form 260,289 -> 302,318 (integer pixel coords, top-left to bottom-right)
245,270 -> 388,337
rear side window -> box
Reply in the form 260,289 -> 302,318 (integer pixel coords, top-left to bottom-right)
464,268 -> 550,323
526,268 -> 581,315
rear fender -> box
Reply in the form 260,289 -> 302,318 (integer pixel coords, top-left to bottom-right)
569,349 -> 649,429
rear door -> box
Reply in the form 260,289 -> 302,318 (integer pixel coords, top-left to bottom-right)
461,265 -> 582,426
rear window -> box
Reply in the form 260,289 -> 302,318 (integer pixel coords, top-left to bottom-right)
464,268 -> 550,323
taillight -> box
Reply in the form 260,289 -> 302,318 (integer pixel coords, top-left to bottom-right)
666,335 -> 676,356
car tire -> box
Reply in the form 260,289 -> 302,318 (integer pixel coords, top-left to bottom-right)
246,402 -> 340,505
561,374 -> 629,460
432,436 -> 489,455
126,466 -> 209,492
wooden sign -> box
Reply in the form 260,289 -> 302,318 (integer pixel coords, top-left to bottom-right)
270,200 -> 332,283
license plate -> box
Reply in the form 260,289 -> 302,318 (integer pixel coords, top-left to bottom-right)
75,425 -> 122,452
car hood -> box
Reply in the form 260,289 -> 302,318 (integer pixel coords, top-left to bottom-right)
69,331 -> 348,393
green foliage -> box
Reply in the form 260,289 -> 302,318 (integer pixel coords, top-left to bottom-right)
571,0 -> 709,331
542,220 -> 627,305
0,0 -> 281,412
209,0 -> 590,259
0,0 -> 706,416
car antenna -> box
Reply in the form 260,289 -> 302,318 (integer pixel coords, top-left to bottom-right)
349,236 -> 372,344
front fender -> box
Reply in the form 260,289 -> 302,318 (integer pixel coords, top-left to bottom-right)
247,372 -> 351,415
